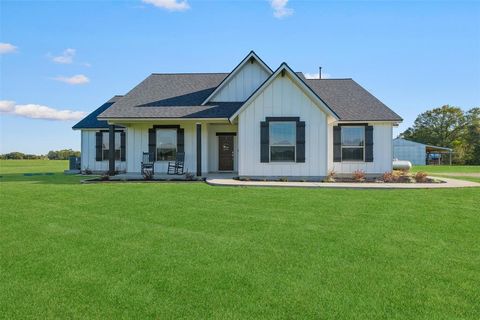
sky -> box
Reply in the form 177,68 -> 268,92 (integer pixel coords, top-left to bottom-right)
1,0 -> 479,154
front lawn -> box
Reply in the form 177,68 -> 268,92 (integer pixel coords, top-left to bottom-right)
1,160 -> 479,319
413,165 -> 480,183
412,165 -> 480,174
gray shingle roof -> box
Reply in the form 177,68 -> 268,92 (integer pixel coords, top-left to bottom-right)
90,71 -> 401,122
98,73 -> 230,119
305,79 -> 402,121
72,95 -> 123,129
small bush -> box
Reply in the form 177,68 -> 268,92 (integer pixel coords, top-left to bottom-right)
143,169 -> 154,181
415,171 -> 428,183
279,177 -> 289,182
100,173 -> 110,181
352,170 -> 366,182
382,171 -> 396,183
324,170 -> 336,183
84,168 -> 92,175
185,172 -> 195,181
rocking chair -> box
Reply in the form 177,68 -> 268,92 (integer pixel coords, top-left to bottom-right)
141,152 -> 154,175
167,152 -> 185,175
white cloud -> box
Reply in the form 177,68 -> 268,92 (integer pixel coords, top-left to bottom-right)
304,72 -> 331,79
269,0 -> 293,18
0,100 -> 16,112
51,48 -> 76,64
0,100 -> 86,121
142,0 -> 190,11
0,42 -> 18,54
53,74 -> 90,85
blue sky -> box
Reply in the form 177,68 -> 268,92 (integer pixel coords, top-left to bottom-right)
1,0 -> 479,154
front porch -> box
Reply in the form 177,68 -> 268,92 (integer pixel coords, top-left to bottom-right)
104,120 -> 238,177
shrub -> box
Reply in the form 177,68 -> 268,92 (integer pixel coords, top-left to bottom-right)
100,173 -> 110,181
279,177 -> 289,182
84,168 -> 92,175
382,171 -> 397,183
352,170 -> 366,182
415,171 -> 428,183
324,170 -> 336,183
185,172 -> 195,181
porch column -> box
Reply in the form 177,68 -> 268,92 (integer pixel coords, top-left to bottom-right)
196,123 -> 202,176
109,124 -> 115,175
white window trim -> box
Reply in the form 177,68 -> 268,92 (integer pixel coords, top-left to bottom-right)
156,129 -> 177,162
341,126 -> 365,162
269,121 -> 296,163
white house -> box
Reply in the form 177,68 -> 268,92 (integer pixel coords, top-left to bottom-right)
73,51 -> 402,179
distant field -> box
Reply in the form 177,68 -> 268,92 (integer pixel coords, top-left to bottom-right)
1,160 -> 479,318
412,165 -> 480,173
0,159 -> 68,174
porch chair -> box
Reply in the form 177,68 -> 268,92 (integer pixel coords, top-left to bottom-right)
167,152 -> 185,175
141,152 -> 154,175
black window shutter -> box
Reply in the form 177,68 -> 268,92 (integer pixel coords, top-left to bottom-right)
177,128 -> 184,153
95,132 -> 103,161
120,131 -> 126,161
296,121 -> 305,163
260,121 -> 269,163
148,128 -> 156,162
333,126 -> 342,162
365,125 -> 374,162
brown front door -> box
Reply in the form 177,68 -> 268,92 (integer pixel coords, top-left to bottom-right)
218,135 -> 234,171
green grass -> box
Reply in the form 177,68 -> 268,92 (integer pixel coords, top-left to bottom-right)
412,165 -> 480,183
412,165 -> 480,174
1,161 -> 479,319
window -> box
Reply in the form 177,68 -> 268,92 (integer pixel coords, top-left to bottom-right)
102,132 -> 121,161
341,126 -> 364,161
156,129 -> 177,161
269,122 -> 296,162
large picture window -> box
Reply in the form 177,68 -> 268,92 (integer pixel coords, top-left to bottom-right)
102,132 -> 121,161
269,122 -> 296,162
341,126 -> 364,161
156,129 -> 177,161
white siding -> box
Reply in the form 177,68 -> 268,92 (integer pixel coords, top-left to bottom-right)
393,138 -> 426,165
207,124 -> 238,172
211,61 -> 270,102
237,73 -> 328,177
124,121 -> 210,174
80,130 -> 126,172
327,123 -> 393,174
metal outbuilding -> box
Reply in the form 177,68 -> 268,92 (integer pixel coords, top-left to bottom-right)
393,138 -> 453,165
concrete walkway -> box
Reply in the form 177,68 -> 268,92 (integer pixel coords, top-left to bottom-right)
205,176 -> 480,189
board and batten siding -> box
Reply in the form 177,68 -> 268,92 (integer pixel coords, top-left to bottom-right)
124,122 -> 209,174
327,123 -> 393,174
211,61 -> 270,102
237,74 -> 328,177
80,130 -> 126,172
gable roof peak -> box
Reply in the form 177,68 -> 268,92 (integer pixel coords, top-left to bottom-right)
201,50 -> 273,105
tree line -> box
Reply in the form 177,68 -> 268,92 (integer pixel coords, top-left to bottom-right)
0,149 -> 80,160
401,105 -> 480,164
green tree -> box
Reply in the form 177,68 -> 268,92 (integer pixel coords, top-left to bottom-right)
464,107 -> 480,164
402,105 -> 466,147
47,149 -> 80,160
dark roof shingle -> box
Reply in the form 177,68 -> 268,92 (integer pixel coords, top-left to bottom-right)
72,95 -> 123,129
98,73 -> 230,119
305,79 -> 402,121
80,72 -> 401,122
